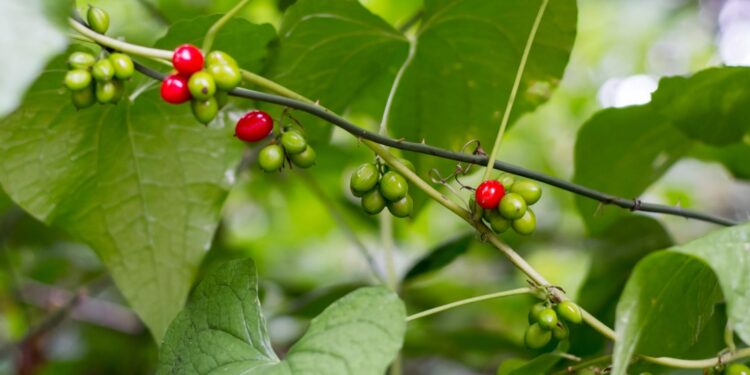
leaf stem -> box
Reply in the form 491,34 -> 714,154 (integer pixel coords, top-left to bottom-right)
481,0 -> 549,183
68,18 -> 172,60
405,287 -> 533,321
202,0 -> 251,52
381,214 -> 398,291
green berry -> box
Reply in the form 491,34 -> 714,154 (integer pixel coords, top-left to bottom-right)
109,53 -> 134,80
387,195 -> 413,218
87,6 -> 110,34
206,51 -> 238,67
512,208 -> 536,235
379,171 -> 408,201
727,365 -> 750,375
68,52 -> 96,70
575,368 -> 598,375
92,58 -> 114,82
95,81 -> 117,103
361,189 -> 386,215
64,69 -> 92,91
207,63 -> 241,91
350,163 -> 380,197
188,71 -> 216,100
484,209 -> 510,233
289,146 -> 316,168
215,90 -> 229,108
280,131 -> 307,154
498,173 -> 515,190
499,193 -> 527,220
524,323 -> 551,349
511,180 -> 542,205
191,97 -> 218,125
528,302 -> 547,324
258,144 -> 285,172
537,308 -> 558,330
71,86 -> 96,109
556,301 -> 582,324
552,322 -> 569,340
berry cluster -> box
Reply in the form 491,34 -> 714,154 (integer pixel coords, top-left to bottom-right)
64,50 -> 133,109
525,300 -> 581,349
232,110 -> 316,171
160,44 -> 241,124
350,159 -> 415,218
474,174 -> 542,235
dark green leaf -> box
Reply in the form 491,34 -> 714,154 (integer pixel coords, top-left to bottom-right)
387,0 -> 577,176
403,233 -> 474,282
0,0 -> 69,117
651,67 -> 750,146
265,0 -> 410,142
693,142 -> 750,180
573,105 -> 693,233
0,67 -> 243,340
611,248 -> 730,375
159,258 -> 406,374
505,342 -> 570,375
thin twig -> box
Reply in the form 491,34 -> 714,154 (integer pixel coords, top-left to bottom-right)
406,287 -> 533,321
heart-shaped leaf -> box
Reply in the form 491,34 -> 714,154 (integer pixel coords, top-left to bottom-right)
158,258 -> 406,374
0,0 -> 69,117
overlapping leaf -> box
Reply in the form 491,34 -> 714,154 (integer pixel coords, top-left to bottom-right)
159,258 -> 406,374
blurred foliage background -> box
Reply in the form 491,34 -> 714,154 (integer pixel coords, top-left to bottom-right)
1,0 -> 749,374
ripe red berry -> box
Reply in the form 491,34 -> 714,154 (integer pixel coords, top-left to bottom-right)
160,74 -> 191,104
235,111 -> 273,142
172,44 -> 204,75
475,180 -> 505,209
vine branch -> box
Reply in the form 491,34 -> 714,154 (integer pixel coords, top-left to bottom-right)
406,287 -> 533,321
202,0 -> 250,52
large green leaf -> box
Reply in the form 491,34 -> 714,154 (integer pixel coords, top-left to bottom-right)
693,142 -> 750,181
159,258 -> 405,374
651,67 -> 750,146
0,0 -> 69,117
265,0 -> 410,142
387,0 -> 577,176
0,67 -> 243,340
611,252 -> 722,375
611,223 -> 750,375
573,105 -> 693,233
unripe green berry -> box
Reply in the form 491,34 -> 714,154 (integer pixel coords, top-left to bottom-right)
498,173 -> 515,190
524,323 -> 551,349
95,81 -> 117,103
552,322 -> 569,340
556,301 -> 582,324
64,69 -> 92,91
361,189 -> 386,215
109,53 -> 134,80
71,86 -> 96,109
92,58 -> 115,82
188,71 -> 216,100
289,146 -> 316,168
208,63 -> 241,91
280,131 -> 307,154
379,171 -> 408,202
191,97 -> 219,125
537,308 -> 558,330
206,51 -> 238,67
726,364 -> 750,375
483,209 -> 510,233
528,302 -> 546,324
350,163 -> 380,197
387,195 -> 413,218
87,6 -> 110,34
68,52 -> 96,70
258,144 -> 285,172
499,193 -> 527,220
512,208 -> 536,235
511,180 -> 542,205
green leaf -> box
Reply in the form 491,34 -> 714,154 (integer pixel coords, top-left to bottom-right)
0,67 -> 243,340
387,0 -> 577,176
403,233 -> 474,282
265,0 -> 410,142
651,67 -> 750,146
611,251 -> 722,375
573,105 -> 693,233
159,258 -> 406,375
506,342 -> 570,375
693,141 -> 750,180
153,14 -> 276,73
0,0 -> 69,117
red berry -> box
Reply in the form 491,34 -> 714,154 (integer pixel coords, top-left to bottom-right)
235,111 -> 273,142
172,44 -> 204,75
475,180 -> 505,209
160,74 -> 191,104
